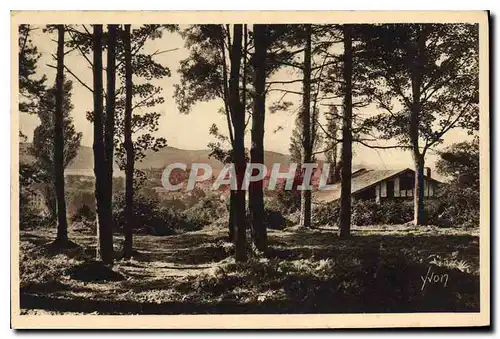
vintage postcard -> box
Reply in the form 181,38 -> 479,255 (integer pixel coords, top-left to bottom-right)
11,11 -> 490,329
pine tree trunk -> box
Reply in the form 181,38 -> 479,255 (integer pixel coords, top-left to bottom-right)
299,24 -> 312,229
410,26 -> 426,226
93,24 -> 113,264
123,24 -> 135,259
104,25 -> 117,194
104,24 -> 117,245
330,142 -> 338,184
44,184 -> 57,221
228,190 -> 235,242
219,33 -> 235,243
54,25 -> 69,244
250,24 -> 267,252
339,24 -> 353,238
326,116 -> 338,184
228,24 -> 247,262
413,154 -> 425,225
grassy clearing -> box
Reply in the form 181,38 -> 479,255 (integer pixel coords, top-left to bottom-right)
19,224 -> 480,314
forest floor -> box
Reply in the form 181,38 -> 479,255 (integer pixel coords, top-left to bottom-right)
18,224 -> 480,314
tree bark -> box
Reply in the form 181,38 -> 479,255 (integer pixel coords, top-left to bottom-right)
218,26 -> 236,241
410,26 -> 426,226
54,25 -> 69,244
93,24 -> 113,264
326,111 -> 338,184
123,24 -> 135,259
228,190 -> 235,242
249,24 -> 267,252
299,24 -> 312,229
413,154 -> 425,225
339,24 -> 353,238
104,24 -> 117,242
228,24 -> 247,262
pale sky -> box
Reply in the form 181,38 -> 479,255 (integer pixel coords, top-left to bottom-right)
19,25 -> 474,180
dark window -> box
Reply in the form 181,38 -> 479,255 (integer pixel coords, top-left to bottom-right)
399,175 -> 413,190
387,180 -> 394,198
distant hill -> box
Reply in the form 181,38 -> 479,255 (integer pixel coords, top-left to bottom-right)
19,143 -> 293,175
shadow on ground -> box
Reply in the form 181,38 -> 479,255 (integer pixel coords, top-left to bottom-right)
19,226 -> 480,314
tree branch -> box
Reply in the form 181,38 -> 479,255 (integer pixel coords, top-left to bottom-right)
267,88 -> 303,96
66,27 -> 94,68
357,139 -> 410,150
266,79 -> 303,85
47,63 -> 93,93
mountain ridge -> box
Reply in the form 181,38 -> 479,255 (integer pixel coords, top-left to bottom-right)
19,143 -> 293,174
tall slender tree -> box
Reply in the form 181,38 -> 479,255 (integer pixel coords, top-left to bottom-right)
249,24 -> 268,252
175,25 -> 243,244
122,24 -> 134,259
299,24 -> 313,229
93,24 -> 113,264
228,24 -> 247,262
324,106 -> 340,184
339,25 -> 353,237
103,24 -> 118,249
53,25 -> 69,245
362,23 -> 479,225
31,80 -> 81,220
60,25 -> 172,258
19,25 -> 46,114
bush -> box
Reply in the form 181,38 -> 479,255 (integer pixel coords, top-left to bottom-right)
182,196 -> 226,228
434,185 -> 479,228
70,203 -> 96,233
71,204 -> 95,223
271,181 -> 301,215
19,210 -> 51,230
264,208 -> 289,230
312,199 -> 438,227
19,241 -> 83,291
376,201 -> 413,225
113,193 -> 174,235
67,188 -> 95,213
351,200 -> 379,226
112,193 -> 223,236
179,251 -> 478,312
312,202 -> 340,227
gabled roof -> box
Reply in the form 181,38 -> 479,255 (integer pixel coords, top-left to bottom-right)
314,168 -> 441,203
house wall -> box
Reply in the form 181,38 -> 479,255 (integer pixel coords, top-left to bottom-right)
353,171 -> 439,205
394,177 -> 400,197
375,175 -> 437,202
380,181 -> 387,197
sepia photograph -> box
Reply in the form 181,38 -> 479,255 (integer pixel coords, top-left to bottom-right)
11,11 -> 490,329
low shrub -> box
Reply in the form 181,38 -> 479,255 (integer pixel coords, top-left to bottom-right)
113,193 -> 176,235
19,210 -> 51,230
270,182 -> 301,215
179,252 -> 479,312
376,201 -> 414,225
312,202 -> 340,227
112,193 -> 225,236
71,204 -> 95,223
182,196 -> 226,228
19,241 -> 83,291
313,199 -> 444,227
351,200 -> 379,226
435,185 -> 479,228
66,188 -> 95,217
19,186 -> 52,230
264,208 -> 289,230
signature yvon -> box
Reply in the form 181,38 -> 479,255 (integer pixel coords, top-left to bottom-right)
421,266 -> 449,291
